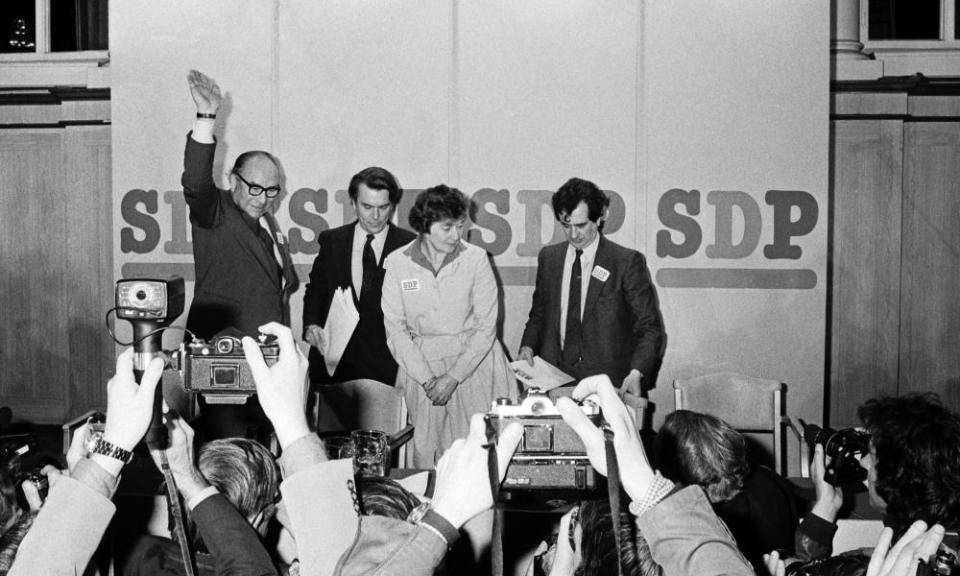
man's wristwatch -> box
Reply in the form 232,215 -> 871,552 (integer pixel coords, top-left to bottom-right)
91,437 -> 135,464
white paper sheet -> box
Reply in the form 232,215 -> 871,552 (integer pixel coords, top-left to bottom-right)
509,355 -> 575,392
323,287 -> 360,376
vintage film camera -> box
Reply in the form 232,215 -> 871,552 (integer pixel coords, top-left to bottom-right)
485,390 -> 601,491
168,334 -> 278,404
115,276 -> 276,404
800,420 -> 871,486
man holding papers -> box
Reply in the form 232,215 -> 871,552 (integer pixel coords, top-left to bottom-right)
519,178 -> 665,397
302,167 -> 416,385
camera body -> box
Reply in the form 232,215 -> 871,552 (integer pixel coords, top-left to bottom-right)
801,420 -> 871,486
485,391 -> 601,491
169,335 -> 279,404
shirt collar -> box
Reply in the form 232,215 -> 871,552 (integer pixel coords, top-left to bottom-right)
353,222 -> 390,243
566,234 -> 601,261
404,237 -> 465,275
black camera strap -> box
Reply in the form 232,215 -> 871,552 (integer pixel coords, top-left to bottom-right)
603,426 -> 626,576
486,424 -> 506,576
161,451 -> 197,576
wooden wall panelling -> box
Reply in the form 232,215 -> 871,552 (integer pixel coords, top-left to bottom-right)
62,125 -> 112,419
829,119 -> 903,427
0,131 -> 70,422
899,123 -> 960,407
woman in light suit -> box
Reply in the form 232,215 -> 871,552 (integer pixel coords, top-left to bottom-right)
382,185 -> 516,467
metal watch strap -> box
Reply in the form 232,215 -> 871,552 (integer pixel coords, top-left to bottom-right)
92,437 -> 134,464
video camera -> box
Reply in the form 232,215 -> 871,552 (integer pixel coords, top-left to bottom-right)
115,276 -> 277,405
485,390 -> 601,492
799,420 -> 871,486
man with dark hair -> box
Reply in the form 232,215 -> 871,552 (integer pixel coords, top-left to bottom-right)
784,393 -> 960,574
302,166 -> 416,384
519,178 -> 664,396
182,70 -> 298,439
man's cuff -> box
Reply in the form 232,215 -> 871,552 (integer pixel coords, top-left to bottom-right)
410,506 -> 460,548
190,120 -> 215,144
278,433 -> 326,477
799,511 -> 839,544
628,471 -> 675,518
73,457 -> 121,499
187,486 -> 220,511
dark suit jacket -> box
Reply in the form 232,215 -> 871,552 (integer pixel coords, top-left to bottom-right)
119,493 -> 277,576
302,221 -> 416,384
181,134 -> 298,340
520,235 -> 664,388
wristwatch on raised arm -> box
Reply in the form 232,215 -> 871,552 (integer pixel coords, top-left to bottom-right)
91,437 -> 135,464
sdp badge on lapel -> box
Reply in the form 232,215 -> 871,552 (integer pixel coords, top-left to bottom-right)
591,266 -> 610,282
401,279 -> 420,292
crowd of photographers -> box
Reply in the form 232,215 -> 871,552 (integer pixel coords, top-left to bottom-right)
1,323 -> 958,576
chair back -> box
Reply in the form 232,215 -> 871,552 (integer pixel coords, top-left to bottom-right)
673,372 -> 786,474
314,379 -> 413,463
315,379 -> 406,434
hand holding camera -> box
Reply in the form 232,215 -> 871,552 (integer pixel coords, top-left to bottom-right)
242,322 -> 311,451
811,443 -> 844,523
431,414 -> 522,529
556,374 -> 656,503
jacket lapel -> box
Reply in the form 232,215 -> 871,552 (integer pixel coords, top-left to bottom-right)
549,244 -> 565,338
582,236 -> 610,322
263,212 -> 298,295
241,214 -> 281,291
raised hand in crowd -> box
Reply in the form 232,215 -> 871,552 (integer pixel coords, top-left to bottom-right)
93,348 -> 165,477
867,521 -> 945,576
431,413 -> 522,529
146,410 -> 210,502
556,374 -> 655,501
242,322 -> 311,451
187,69 -> 222,115
811,443 -> 844,523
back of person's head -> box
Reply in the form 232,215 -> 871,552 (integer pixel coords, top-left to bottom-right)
198,437 -> 280,522
858,393 -> 960,534
653,409 -> 750,503
577,498 -> 660,576
348,167 -> 403,205
355,476 -> 421,519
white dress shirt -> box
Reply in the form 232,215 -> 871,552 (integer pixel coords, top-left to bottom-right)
351,224 -> 389,295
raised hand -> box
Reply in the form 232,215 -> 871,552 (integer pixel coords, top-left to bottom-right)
147,410 -> 210,502
431,413 -> 522,529
556,374 -> 655,502
187,69 -> 222,115
866,521 -> 945,576
242,322 -> 310,450
811,443 -> 843,522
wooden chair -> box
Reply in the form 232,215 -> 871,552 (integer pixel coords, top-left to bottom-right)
314,379 -> 414,462
673,372 -> 808,477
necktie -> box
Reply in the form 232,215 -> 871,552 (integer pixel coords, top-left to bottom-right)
562,249 -> 583,366
360,233 -> 376,301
